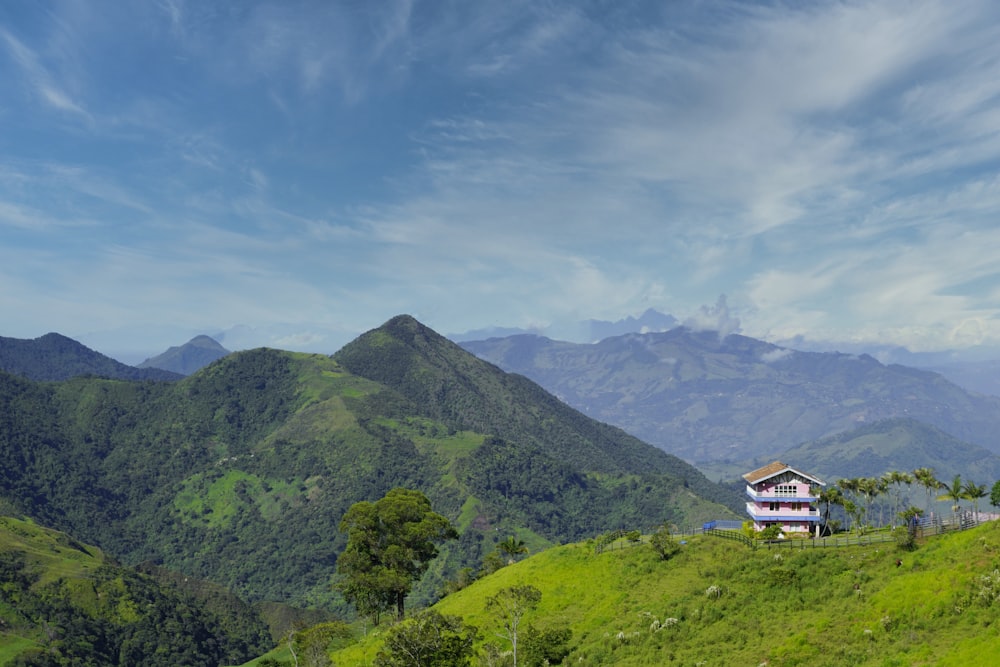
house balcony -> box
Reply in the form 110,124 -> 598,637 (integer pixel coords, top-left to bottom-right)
745,485 -> 817,503
746,502 -> 821,523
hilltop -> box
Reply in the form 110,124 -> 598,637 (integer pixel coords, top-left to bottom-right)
306,520 -> 1000,667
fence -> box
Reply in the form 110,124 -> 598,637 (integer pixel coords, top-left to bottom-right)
594,512 -> 990,555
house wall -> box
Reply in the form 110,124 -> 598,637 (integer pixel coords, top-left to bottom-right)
745,472 -> 821,535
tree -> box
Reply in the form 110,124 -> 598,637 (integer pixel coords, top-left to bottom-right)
649,524 -> 680,560
817,486 -> 844,536
486,585 -> 542,667
882,471 -> 912,527
521,624 -> 572,666
964,480 -> 988,522
373,610 -> 478,667
913,467 -> 941,514
937,474 -> 968,514
336,488 -> 457,623
991,480 -> 1000,511
837,479 -> 862,531
497,536 -> 529,563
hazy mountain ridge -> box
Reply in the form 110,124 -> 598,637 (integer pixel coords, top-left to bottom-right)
697,417 -> 1000,485
0,332 -> 182,382
138,334 -> 230,375
460,328 -> 1000,464
0,316 -> 739,611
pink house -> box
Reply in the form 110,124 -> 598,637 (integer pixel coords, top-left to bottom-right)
743,461 -> 825,537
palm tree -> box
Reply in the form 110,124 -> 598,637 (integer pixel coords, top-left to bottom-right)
937,474 -> 968,514
837,477 -> 865,532
497,536 -> 528,563
964,481 -> 988,523
882,471 -> 912,527
818,486 -> 844,536
837,479 -> 862,532
856,477 -> 882,530
912,467 -> 941,515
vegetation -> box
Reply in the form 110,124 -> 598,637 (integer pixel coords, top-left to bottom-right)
316,518 -> 1000,667
0,315 -> 739,611
0,516 -> 269,666
0,332 -> 180,382
337,489 -> 457,624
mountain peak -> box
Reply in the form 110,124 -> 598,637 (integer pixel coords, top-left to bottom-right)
138,335 -> 230,376
0,332 -> 180,382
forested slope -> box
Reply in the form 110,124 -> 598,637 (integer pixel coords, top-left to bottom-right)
0,516 -> 270,666
0,316 -> 740,611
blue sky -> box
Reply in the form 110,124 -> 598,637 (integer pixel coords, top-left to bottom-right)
2,1 -> 1000,362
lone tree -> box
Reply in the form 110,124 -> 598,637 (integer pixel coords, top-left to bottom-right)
337,488 -> 457,624
486,584 -> 542,667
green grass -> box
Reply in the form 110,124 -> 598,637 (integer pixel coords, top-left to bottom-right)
374,416 -> 485,460
172,470 -> 316,526
0,516 -> 104,584
312,520 -> 1000,667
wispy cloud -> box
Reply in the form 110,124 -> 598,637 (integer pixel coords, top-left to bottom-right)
0,27 -> 88,117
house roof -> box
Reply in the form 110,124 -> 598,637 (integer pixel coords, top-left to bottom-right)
742,461 -> 825,486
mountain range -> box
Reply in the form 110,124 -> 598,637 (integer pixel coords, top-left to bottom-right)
0,332 -> 181,382
0,315 -> 738,613
460,328 -> 1000,472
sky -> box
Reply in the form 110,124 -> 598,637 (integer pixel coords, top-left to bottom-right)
2,0 -> 1000,363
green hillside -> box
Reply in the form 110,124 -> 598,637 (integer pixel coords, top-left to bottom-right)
0,316 -> 740,611
0,516 -> 270,666
305,520 -> 1000,666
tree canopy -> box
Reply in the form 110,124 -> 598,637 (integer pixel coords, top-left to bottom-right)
336,488 -> 457,623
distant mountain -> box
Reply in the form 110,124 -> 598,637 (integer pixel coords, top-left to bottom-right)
0,315 -> 739,610
460,328 -> 1000,464
776,335 -> 1000,397
921,359 -> 1000,398
139,334 -> 230,375
0,332 -> 181,382
449,308 -> 678,343
757,418 -> 1000,483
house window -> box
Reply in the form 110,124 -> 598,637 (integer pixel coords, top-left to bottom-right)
775,484 -> 797,496
768,501 -> 780,512
790,502 -> 803,511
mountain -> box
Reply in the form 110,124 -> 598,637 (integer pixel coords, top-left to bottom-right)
449,308 -> 678,343
0,514 -> 271,665
922,359 -> 1000,398
0,315 -> 739,611
460,328 -> 1000,464
731,418 -> 1000,484
0,332 -> 182,382
138,334 -> 231,375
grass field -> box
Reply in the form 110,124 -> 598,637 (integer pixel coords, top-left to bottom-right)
245,519 -> 1000,666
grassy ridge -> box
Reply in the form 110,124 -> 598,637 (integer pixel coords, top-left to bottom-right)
314,521 -> 1000,666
